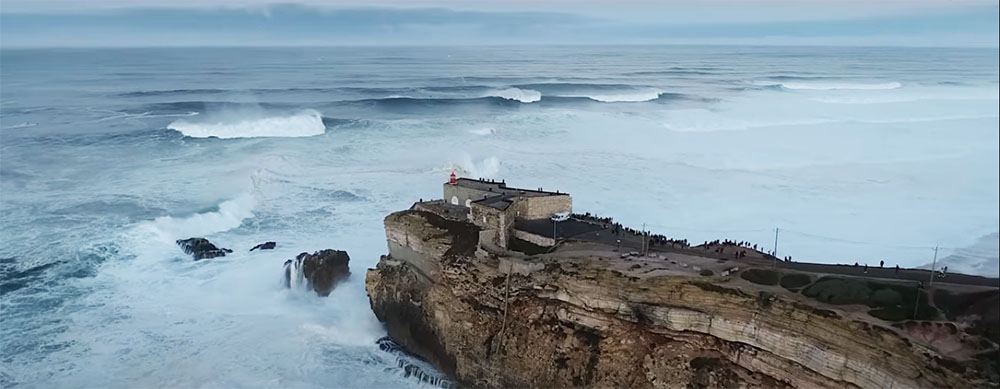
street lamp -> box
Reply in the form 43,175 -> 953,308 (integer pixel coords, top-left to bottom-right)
551,212 -> 570,243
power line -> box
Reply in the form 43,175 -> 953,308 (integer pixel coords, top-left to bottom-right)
778,228 -> 940,250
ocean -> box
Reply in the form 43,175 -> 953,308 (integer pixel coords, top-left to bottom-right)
1,45 -> 998,387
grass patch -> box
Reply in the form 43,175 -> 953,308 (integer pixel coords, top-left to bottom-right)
779,273 -> 812,290
802,277 -> 871,305
740,269 -> 780,285
869,305 -> 937,321
935,289 -> 999,345
801,276 -> 938,321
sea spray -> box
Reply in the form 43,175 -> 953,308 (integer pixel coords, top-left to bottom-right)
168,109 -> 325,139
376,337 -> 454,388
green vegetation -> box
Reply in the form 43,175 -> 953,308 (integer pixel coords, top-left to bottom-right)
801,276 -> 938,321
779,273 -> 812,290
934,289 -> 999,345
869,305 -> 937,321
740,269 -> 780,285
869,288 -> 903,307
802,277 -> 871,305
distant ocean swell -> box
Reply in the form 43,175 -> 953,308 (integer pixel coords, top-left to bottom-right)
752,80 -> 904,91
121,84 -> 681,104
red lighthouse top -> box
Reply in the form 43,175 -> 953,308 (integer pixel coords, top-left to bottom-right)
449,171 -> 457,184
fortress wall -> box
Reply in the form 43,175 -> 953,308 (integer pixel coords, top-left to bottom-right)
478,229 -> 504,253
520,195 -> 572,220
470,203 -> 514,249
443,183 -> 490,207
512,229 -> 556,247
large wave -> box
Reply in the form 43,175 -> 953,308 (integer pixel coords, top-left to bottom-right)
168,109 -> 326,139
133,194 -> 257,243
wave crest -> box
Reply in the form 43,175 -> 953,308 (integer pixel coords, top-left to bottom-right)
168,109 -> 326,139
488,88 -> 541,103
574,90 -> 663,102
132,194 -> 256,244
773,81 -> 903,91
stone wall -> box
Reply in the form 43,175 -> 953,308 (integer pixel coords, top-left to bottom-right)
518,194 -> 572,220
443,183 -> 491,208
469,203 -> 514,249
512,228 -> 556,247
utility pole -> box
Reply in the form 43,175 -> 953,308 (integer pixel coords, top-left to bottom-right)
928,246 -> 939,287
917,246 -> 939,320
639,223 -> 647,257
772,227 -> 780,267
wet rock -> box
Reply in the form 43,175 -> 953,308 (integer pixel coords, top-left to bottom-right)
250,241 -> 277,252
376,336 -> 454,388
176,238 -> 232,260
284,249 -> 350,296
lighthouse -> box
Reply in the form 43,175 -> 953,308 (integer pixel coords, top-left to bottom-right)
449,171 -> 457,184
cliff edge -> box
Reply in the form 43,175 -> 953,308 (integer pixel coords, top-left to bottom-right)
365,209 -> 999,388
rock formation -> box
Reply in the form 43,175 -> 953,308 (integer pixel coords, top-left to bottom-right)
365,210 -> 1000,388
377,336 -> 454,388
250,241 -> 277,251
284,249 -> 351,296
176,237 -> 232,260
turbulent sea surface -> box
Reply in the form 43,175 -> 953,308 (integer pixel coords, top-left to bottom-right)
1,46 -> 998,386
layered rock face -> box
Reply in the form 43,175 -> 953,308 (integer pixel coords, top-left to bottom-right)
366,210 -> 999,388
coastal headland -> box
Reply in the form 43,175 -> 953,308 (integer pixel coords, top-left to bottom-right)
365,177 -> 999,388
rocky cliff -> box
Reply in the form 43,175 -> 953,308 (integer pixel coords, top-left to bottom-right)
365,210 -> 999,388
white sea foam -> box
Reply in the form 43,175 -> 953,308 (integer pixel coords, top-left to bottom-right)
775,81 -> 903,90
1,122 -> 38,130
564,90 -> 663,102
132,194 -> 256,243
488,88 -> 542,103
469,127 -> 497,135
168,109 -> 325,139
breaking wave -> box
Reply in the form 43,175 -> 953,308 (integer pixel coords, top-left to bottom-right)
168,109 -> 326,139
130,194 -> 256,244
487,88 -> 542,103
564,90 -> 664,102
766,81 -> 903,90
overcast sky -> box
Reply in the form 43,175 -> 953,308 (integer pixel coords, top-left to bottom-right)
1,0 -> 997,48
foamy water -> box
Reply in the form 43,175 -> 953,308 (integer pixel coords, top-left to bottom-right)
1,45 -> 997,387
168,109 -> 326,139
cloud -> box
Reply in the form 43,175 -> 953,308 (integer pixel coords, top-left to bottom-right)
1,2 -> 996,48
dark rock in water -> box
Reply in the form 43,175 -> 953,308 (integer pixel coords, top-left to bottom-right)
283,249 -> 350,296
376,336 -> 453,388
176,238 -> 233,261
250,241 -> 277,252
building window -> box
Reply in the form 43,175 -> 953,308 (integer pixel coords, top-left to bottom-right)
451,196 -> 459,205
